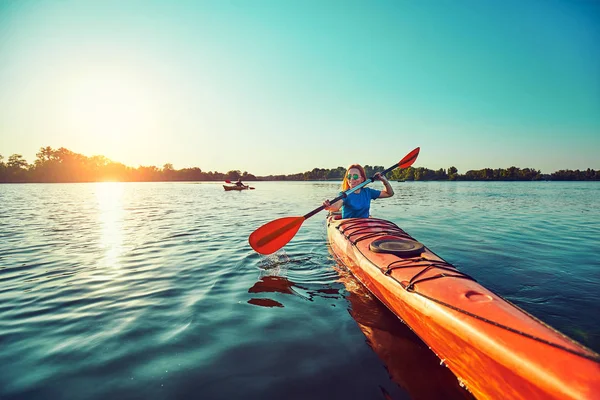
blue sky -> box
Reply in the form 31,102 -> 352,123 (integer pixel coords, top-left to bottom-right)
1,0 -> 598,175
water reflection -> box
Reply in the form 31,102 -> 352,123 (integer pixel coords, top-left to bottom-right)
247,255 -> 337,307
333,264 -> 474,400
94,182 -> 125,268
247,258 -> 473,399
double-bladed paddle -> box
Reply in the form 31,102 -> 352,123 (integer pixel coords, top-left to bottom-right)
249,147 -> 420,255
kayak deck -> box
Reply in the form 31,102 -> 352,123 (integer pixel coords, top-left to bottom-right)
326,216 -> 600,400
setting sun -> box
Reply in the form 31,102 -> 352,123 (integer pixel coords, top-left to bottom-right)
62,67 -> 158,149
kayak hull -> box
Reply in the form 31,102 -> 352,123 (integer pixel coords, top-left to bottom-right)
327,216 -> 600,400
223,184 -> 248,191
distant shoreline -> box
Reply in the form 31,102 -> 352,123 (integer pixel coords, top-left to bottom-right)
1,146 -> 598,183
2,179 -> 599,184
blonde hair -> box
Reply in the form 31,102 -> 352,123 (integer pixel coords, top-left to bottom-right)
341,164 -> 367,191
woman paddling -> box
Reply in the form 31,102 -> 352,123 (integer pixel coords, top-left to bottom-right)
323,164 -> 394,218
234,178 -> 247,188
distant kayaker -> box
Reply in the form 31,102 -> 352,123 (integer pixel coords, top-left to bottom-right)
235,178 -> 246,188
323,164 -> 394,218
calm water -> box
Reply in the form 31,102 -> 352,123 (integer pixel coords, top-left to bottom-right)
1,181 -> 599,400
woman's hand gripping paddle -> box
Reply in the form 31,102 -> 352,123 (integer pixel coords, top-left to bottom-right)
249,147 -> 420,255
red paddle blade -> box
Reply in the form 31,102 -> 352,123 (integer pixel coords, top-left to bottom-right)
398,147 -> 420,169
225,180 -> 232,183
249,216 -> 305,255
249,187 -> 255,190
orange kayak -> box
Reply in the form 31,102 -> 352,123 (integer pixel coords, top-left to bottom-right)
327,215 -> 600,400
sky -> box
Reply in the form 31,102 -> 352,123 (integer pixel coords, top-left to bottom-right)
1,0 -> 599,175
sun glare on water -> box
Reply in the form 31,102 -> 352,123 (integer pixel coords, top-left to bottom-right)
95,181 -> 125,270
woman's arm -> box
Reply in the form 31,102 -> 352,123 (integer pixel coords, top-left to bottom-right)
375,173 -> 394,198
323,199 -> 343,211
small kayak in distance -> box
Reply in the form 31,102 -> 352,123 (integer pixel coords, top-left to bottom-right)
223,184 -> 248,191
326,215 -> 600,400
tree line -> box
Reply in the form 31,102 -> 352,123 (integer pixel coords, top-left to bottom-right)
1,146 -> 598,183
0,147 -> 257,183
261,165 -> 598,181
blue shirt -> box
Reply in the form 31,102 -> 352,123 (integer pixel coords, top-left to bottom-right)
341,187 -> 381,218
